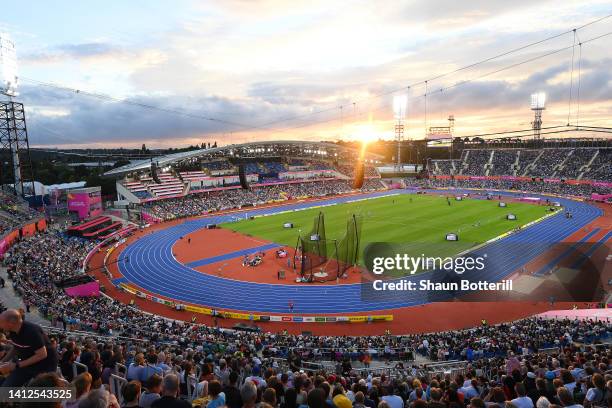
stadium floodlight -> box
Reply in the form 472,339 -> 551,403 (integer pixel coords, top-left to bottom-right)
393,94 -> 408,119
0,33 -> 19,97
530,92 -> 546,140
392,94 -> 407,172
530,92 -> 546,110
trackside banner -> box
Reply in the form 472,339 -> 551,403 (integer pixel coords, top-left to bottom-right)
117,283 -> 392,322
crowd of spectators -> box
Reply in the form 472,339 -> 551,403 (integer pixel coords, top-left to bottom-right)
0,309 -> 609,407
431,148 -> 611,181
2,227 -> 609,357
516,151 -> 542,176
489,151 -> 517,176
584,149 -> 612,182
556,150 -> 596,180
144,180 -> 385,221
362,179 -> 387,192
410,178 -> 611,198
434,161 -> 460,176
202,160 -> 235,171
0,190 -> 42,236
524,149 -> 570,178
461,150 -> 491,176
336,165 -> 380,178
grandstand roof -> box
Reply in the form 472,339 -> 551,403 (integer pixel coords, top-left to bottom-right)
104,140 -> 384,178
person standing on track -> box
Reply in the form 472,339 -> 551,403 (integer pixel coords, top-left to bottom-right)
288,300 -> 294,313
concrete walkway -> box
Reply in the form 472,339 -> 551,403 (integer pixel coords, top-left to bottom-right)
0,266 -> 49,326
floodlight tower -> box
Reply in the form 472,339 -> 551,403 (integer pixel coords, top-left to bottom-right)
530,92 -> 546,140
448,115 -> 455,160
0,33 -> 34,197
393,95 -> 407,172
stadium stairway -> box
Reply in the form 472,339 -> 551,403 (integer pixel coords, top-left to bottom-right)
0,266 -> 50,326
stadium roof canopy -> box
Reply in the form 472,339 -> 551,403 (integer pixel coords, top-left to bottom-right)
104,140 -> 384,178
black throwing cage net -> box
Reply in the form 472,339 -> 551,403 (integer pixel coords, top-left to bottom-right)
336,214 -> 362,276
294,212 -> 362,283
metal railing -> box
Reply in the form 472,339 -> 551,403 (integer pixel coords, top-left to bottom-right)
109,374 -> 127,405
72,361 -> 88,380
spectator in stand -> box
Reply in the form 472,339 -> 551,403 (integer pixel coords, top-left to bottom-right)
140,374 -> 162,408
140,353 -> 163,383
78,388 -> 120,408
511,383 -> 534,408
0,309 -> 58,386
22,372 -> 64,408
409,379 -> 427,403
206,380 -> 226,408
308,388 -> 327,408
151,373 -> 190,408
200,380 -> 225,408
461,380 -> 480,401
381,386 -> 404,408
556,387 -> 581,408
224,371 -> 243,408
65,372 -> 93,408
241,381 -> 258,408
428,388 -> 446,408
0,190 -> 41,236
142,179 -> 384,221
128,354 -> 145,382
584,373 -> 606,407
121,380 -> 143,408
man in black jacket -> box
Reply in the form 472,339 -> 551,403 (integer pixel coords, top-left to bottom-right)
223,371 -> 243,408
0,309 -> 58,386
151,373 -> 191,408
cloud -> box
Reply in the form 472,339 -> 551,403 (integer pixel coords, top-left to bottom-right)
393,0 -> 549,27
20,84 -> 306,147
9,1 -> 611,147
20,55 -> 611,148
22,42 -> 125,64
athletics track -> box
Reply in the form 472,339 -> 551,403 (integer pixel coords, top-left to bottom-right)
110,189 -> 606,314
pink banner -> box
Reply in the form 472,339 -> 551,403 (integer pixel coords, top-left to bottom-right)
591,193 -> 612,202
520,197 -> 542,202
141,211 -> 162,223
1,221 -> 46,257
0,237 -> 8,257
68,191 -> 103,220
65,281 -> 100,297
67,192 -> 90,219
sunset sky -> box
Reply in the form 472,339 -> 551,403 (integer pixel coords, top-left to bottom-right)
1,0 -> 611,148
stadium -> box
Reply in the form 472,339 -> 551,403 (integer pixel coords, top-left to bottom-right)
77,139 -> 609,337
0,3 -> 611,408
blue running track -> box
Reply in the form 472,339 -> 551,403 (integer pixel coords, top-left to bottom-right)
117,189 -> 603,313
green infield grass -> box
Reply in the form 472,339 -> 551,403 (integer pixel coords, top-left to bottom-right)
221,193 -> 549,258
